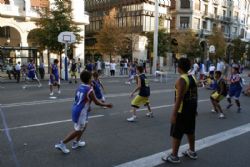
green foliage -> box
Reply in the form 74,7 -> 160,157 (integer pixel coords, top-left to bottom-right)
172,29 -> 202,58
146,29 -> 171,57
32,0 -> 82,54
207,27 -> 226,60
231,38 -> 246,61
95,8 -> 125,61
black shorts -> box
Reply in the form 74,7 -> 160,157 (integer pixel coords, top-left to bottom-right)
170,113 -> 196,140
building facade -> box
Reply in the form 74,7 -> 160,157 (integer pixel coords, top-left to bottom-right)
170,0 -> 250,59
85,0 -> 171,62
0,0 -> 89,66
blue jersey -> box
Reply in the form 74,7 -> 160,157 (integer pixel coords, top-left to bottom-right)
72,84 -> 93,123
50,64 -> 59,81
92,80 -> 103,99
28,63 -> 36,78
139,74 -> 150,97
229,74 -> 242,90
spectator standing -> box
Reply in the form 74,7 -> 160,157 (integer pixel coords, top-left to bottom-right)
39,62 -> 45,79
110,61 -> 116,76
15,61 -> 21,83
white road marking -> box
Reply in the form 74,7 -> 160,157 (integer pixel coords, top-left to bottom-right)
0,85 -> 5,88
115,123 -> 250,167
4,99 -> 210,131
0,115 -> 104,131
1,89 -> 175,108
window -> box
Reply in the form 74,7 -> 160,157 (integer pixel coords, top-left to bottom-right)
233,27 -> 237,34
180,17 -> 189,29
180,0 -> 190,9
214,7 -> 218,16
204,5 -> 208,15
195,0 -> 200,10
0,27 -> 10,38
202,21 -> 207,29
223,10 -> 226,17
194,18 -> 200,29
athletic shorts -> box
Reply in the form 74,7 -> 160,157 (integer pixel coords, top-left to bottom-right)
74,111 -> 88,131
131,95 -> 149,108
170,113 -> 196,140
211,92 -> 225,102
27,72 -> 38,80
49,75 -> 60,85
70,71 -> 77,77
227,88 -> 242,99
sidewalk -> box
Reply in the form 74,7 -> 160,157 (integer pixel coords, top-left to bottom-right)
0,66 -> 179,84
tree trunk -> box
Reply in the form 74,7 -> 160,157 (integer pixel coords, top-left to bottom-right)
47,49 -> 50,74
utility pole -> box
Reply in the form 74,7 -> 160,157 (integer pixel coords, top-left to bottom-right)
153,0 -> 159,74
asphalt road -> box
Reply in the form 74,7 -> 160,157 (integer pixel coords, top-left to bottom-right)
0,75 -> 250,167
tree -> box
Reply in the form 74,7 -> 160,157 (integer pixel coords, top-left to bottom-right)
207,27 -> 226,61
95,8 -> 125,62
31,0 -> 82,59
231,38 -> 246,62
172,29 -> 202,58
146,29 -> 172,57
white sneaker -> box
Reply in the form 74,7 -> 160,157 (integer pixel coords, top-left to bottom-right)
211,109 -> 216,113
38,84 -> 42,88
146,112 -> 154,118
58,90 -> 61,94
125,81 -> 131,85
127,115 -> 137,122
50,92 -> 54,96
72,140 -> 86,149
55,141 -> 70,154
218,113 -> 225,119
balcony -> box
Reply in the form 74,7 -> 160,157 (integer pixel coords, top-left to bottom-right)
218,16 -> 232,23
0,4 -> 20,16
202,13 -> 215,19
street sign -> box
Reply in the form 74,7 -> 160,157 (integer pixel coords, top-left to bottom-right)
209,45 -> 215,53
58,31 -> 76,44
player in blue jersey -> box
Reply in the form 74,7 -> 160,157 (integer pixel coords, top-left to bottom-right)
23,59 -> 41,88
127,66 -> 153,122
226,66 -> 243,113
49,59 -> 61,96
125,62 -> 137,85
55,71 -> 113,154
92,71 -> 105,102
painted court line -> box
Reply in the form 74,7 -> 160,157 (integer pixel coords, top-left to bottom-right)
115,123 -> 250,167
0,115 -> 104,131
1,89 -> 175,108
1,99 -> 210,131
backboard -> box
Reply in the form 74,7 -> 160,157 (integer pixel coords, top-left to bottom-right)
58,31 -> 76,44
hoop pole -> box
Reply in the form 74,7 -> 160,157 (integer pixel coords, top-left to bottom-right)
64,42 -> 68,81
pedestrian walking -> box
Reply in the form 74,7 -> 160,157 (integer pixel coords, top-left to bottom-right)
127,66 -> 153,122
54,71 -> 112,154
162,57 -> 198,164
49,59 -> 60,96
210,71 -> 228,119
226,66 -> 243,113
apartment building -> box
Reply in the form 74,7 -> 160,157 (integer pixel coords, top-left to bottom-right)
85,0 -> 171,61
172,1 -> 249,39
0,0 -> 89,65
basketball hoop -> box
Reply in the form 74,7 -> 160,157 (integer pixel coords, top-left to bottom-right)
58,31 -> 76,44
